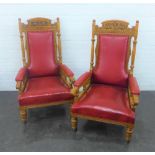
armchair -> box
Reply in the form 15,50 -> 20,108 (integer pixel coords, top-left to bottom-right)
16,17 -> 74,122
71,20 -> 140,142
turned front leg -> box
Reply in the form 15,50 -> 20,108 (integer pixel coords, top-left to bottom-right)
19,106 -> 27,123
125,125 -> 134,142
71,116 -> 77,131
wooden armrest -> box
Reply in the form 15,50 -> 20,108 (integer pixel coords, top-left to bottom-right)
15,67 -> 28,93
71,72 -> 92,101
15,67 -> 28,81
128,75 -> 140,110
74,72 -> 92,87
59,65 -> 75,88
128,88 -> 140,111
129,75 -> 140,95
16,81 -> 22,90
16,80 -> 27,93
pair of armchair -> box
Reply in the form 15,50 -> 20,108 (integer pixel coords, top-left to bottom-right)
16,18 -> 140,142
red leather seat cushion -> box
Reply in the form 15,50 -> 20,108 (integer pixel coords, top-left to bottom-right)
19,76 -> 73,106
72,84 -> 135,124
93,35 -> 129,87
27,32 -> 58,77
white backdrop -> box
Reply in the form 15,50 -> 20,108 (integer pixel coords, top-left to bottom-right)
0,4 -> 155,90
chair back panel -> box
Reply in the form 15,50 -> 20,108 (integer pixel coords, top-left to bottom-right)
90,20 -> 139,87
27,31 -> 58,77
18,17 -> 62,77
92,34 -> 129,87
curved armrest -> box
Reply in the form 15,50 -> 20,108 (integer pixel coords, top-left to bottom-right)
15,67 -> 28,92
74,72 -> 92,87
72,71 -> 92,100
59,64 -> 74,78
129,76 -> 140,95
15,67 -> 28,81
128,75 -> 140,110
59,64 -> 74,88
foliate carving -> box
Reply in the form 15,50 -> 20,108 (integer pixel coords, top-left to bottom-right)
31,21 -> 49,26
102,20 -> 129,31
22,17 -> 58,31
27,17 -> 51,27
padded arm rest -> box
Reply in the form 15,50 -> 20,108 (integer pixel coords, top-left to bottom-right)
15,67 -> 28,81
59,64 -> 74,77
74,72 -> 92,87
129,75 -> 140,95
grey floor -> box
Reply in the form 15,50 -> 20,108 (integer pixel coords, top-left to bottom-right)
0,91 -> 155,152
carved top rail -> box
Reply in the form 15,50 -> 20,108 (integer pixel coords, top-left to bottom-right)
19,17 -> 59,32
93,20 -> 138,37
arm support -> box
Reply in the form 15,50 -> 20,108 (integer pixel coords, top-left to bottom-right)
15,67 -> 28,92
129,76 -> 140,95
128,75 -> 140,110
72,72 -> 92,101
59,64 -> 75,88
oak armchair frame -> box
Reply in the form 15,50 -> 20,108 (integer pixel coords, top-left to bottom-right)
71,20 -> 140,142
16,17 -> 75,122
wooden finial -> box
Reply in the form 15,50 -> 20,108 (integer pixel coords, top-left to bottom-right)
93,19 -> 96,24
57,17 -> 60,22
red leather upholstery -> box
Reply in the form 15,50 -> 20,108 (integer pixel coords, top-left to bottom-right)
93,35 -> 129,87
15,67 -> 28,81
129,75 -> 140,95
74,72 -> 92,87
27,32 -> 58,77
72,84 -> 135,124
19,76 -> 73,106
59,64 -> 74,77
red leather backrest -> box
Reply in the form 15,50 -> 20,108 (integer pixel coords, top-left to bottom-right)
27,31 -> 58,77
92,34 -> 129,87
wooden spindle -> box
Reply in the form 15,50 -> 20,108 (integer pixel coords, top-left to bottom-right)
57,18 -> 62,63
90,20 -> 96,71
130,20 -> 139,74
18,18 -> 26,66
